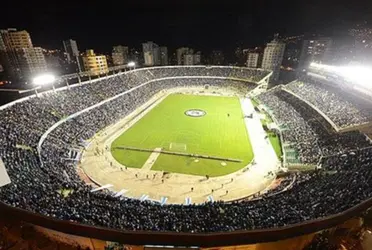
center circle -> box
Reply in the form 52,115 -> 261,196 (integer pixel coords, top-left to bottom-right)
185,109 -> 206,117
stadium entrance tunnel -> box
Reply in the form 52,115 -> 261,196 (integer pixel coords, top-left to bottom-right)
184,109 -> 207,117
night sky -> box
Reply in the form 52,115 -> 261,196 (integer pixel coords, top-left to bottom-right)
2,1 -> 372,53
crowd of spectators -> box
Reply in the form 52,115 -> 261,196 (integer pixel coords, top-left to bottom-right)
284,77 -> 372,129
256,87 -> 371,164
256,87 -> 321,163
0,66 -> 372,235
147,66 -> 269,82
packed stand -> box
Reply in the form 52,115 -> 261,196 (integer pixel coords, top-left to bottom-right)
1,67 -> 372,234
256,87 -> 371,164
148,66 -> 269,83
278,90 -> 371,156
256,87 -> 321,164
284,78 -> 372,129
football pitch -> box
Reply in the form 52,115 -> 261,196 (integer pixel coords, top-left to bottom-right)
111,94 -> 253,176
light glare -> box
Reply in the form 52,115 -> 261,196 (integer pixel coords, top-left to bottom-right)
309,62 -> 372,89
337,66 -> 372,87
33,74 -> 56,85
127,62 -> 135,67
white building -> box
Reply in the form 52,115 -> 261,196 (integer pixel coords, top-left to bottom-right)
142,41 -> 163,66
142,41 -> 156,66
246,52 -> 260,68
143,51 -> 154,66
0,29 -> 47,80
18,47 -> 47,76
262,36 -> 285,83
82,49 -> 108,76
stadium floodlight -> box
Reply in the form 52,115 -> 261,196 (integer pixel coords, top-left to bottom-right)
127,61 -> 136,67
309,62 -> 338,72
309,62 -> 372,89
337,66 -> 372,88
310,62 -> 320,68
32,74 -> 56,86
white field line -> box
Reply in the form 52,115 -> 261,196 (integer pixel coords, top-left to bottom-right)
141,148 -> 162,170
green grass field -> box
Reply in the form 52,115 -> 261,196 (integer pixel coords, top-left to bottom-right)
111,94 -> 254,176
256,103 -> 283,159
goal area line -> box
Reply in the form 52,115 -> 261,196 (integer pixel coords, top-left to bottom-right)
113,145 -> 242,163
169,142 -> 187,152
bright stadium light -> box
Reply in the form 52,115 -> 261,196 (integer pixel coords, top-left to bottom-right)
309,62 -> 372,89
127,61 -> 136,67
310,62 -> 320,68
32,74 -> 56,86
309,62 -> 338,72
337,66 -> 372,88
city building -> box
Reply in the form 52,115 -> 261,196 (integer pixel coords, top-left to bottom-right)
244,48 -> 263,68
193,52 -> 201,65
0,28 -> 47,81
2,29 -> 33,49
153,46 -> 160,65
44,51 -> 62,74
184,54 -> 194,65
18,47 -> 47,76
297,37 -> 333,73
282,47 -> 300,69
176,48 -> 201,65
63,39 -> 79,63
142,41 -> 155,66
142,41 -> 163,66
176,47 -> 192,65
0,29 -> 22,79
143,51 -> 153,66
210,50 -> 224,65
246,52 -> 260,68
160,46 -> 168,66
129,48 -> 141,66
142,42 -> 168,66
262,35 -> 286,83
62,39 -> 82,73
235,47 -> 246,65
280,35 -> 303,69
112,45 -> 129,66
82,49 -> 108,76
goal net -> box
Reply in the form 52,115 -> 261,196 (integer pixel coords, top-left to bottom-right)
169,142 -> 187,152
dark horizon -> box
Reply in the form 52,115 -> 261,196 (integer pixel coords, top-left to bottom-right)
2,1 -> 372,54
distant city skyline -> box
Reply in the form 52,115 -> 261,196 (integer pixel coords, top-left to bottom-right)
2,2 -> 372,53
2,1 -> 372,84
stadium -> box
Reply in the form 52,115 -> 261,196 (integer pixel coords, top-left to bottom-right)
1,65 -> 372,249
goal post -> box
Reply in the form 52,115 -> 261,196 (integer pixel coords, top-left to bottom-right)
169,142 -> 187,152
